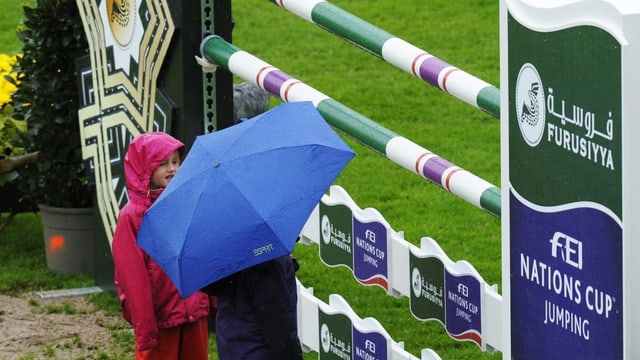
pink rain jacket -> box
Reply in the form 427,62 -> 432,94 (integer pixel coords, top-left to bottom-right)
112,132 -> 210,351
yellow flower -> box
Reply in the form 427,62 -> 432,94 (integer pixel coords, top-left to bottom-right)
0,53 -> 19,108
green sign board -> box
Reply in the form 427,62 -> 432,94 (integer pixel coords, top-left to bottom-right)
507,10 -> 623,360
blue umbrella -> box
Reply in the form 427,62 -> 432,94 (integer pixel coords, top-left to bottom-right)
137,101 -> 355,297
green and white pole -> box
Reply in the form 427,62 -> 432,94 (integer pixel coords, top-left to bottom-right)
502,1 -> 639,359
200,35 -> 501,217
269,0 -> 500,119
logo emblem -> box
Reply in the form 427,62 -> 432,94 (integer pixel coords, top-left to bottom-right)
411,267 -> 422,298
321,215 -> 331,244
100,0 -> 144,77
320,323 -> 331,353
107,0 -> 135,48
515,63 -> 545,146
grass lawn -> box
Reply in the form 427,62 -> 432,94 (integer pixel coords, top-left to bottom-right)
0,0 -> 28,54
1,0 -> 502,359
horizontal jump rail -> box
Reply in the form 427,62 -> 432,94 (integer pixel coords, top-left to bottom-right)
270,0 -> 500,118
199,35 -> 501,217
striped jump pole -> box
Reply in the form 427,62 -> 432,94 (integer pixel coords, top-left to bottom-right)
200,35 -> 501,217
269,0 -> 500,119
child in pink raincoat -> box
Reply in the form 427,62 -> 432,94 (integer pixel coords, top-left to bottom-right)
112,132 -> 211,359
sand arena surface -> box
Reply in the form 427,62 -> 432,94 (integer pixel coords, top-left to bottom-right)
0,292 -> 129,359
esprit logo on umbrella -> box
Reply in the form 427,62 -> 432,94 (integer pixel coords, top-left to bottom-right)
253,243 -> 274,256
515,63 -> 546,147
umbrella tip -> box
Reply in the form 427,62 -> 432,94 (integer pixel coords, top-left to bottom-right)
214,162 -> 220,168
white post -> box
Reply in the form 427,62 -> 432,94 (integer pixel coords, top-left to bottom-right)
501,1 -> 640,358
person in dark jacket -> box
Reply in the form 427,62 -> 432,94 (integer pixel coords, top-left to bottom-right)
204,254 -> 303,360
112,132 -> 211,359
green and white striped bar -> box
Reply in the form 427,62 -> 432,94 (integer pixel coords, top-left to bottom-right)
270,0 -> 500,118
200,35 -> 501,217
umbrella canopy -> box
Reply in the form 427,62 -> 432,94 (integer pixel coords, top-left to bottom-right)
137,101 -> 355,297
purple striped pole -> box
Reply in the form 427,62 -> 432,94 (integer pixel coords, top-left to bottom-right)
270,0 -> 500,118
200,35 -> 501,217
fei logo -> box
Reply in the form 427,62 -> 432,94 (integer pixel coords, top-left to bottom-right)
549,231 -> 583,270
515,63 -> 546,147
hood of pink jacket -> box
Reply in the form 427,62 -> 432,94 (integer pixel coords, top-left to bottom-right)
124,132 -> 185,206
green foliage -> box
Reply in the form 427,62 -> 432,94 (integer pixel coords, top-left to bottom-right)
11,0 -> 91,208
0,53 -> 25,185
0,105 -> 27,185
